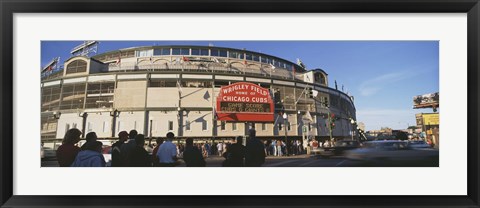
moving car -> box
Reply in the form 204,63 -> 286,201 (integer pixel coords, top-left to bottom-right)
318,140 -> 361,158
344,140 -> 438,166
408,140 -> 432,149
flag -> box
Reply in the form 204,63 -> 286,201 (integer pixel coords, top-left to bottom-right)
269,63 -> 276,70
176,79 -> 183,94
182,56 -> 189,62
116,54 -> 121,65
305,111 -> 313,122
244,60 -> 248,65
47,65 -> 53,71
296,58 -> 306,68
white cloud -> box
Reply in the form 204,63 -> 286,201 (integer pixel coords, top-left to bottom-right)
358,72 -> 410,96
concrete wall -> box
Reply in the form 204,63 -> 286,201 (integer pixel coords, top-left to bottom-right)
114,80 -> 147,109
181,88 -> 213,108
255,123 -> 274,137
149,111 -> 179,137
216,121 -> 245,137
147,88 -> 179,108
115,111 -> 145,135
56,113 -> 84,139
183,111 -> 213,137
85,112 -> 113,138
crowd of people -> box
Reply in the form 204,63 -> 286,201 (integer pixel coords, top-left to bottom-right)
55,128 -> 267,167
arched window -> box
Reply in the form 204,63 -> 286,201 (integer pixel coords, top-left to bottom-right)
66,60 -> 87,74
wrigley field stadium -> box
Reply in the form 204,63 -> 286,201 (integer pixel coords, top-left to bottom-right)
41,42 -> 359,149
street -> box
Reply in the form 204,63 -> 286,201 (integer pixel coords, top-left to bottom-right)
42,153 -> 438,167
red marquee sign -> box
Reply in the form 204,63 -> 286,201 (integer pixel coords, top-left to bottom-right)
216,82 -> 274,122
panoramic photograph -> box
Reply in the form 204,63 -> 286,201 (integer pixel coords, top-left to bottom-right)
40,41 -> 439,167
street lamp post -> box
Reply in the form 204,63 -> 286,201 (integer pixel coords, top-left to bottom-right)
350,119 -> 355,141
283,112 -> 288,156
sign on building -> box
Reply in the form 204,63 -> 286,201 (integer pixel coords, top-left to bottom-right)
423,113 -> 439,125
216,82 -> 274,122
413,92 -> 439,109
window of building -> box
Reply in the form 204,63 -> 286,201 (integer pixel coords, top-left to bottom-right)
202,120 -> 208,131
60,83 -> 86,110
66,60 -> 87,74
287,121 -> 291,131
308,123 -> 312,131
153,48 -> 171,56
214,80 -> 231,88
219,50 -> 227,57
41,115 -> 58,134
262,123 -> 266,131
221,121 -> 226,131
87,82 -> 115,95
186,120 -> 191,131
246,54 -> 252,60
168,121 -> 174,131
285,63 -> 292,70
229,51 -> 243,59
103,121 -> 107,133
252,55 -> 259,62
232,122 -> 237,131
150,80 -> 177,87
41,85 -> 61,112
85,96 -> 113,109
135,49 -> 153,57
261,56 -> 272,64
182,80 -> 212,88
191,48 -> 209,56
172,48 -> 190,55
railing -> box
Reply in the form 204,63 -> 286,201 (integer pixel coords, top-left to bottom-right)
107,63 -> 300,81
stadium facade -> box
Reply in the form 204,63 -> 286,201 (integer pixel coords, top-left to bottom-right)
41,45 -> 357,145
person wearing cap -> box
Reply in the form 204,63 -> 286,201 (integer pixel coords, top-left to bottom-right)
81,132 -> 98,151
111,131 -> 129,167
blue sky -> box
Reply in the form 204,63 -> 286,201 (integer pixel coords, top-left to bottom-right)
41,41 -> 439,131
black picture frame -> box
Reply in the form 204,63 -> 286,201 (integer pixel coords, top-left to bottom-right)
1,0 -> 479,207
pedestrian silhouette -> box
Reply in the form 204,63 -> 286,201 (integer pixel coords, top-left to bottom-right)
183,138 -> 206,167
223,136 -> 246,167
56,128 -> 82,167
128,134 -> 151,167
245,129 -> 266,167
71,141 -> 106,167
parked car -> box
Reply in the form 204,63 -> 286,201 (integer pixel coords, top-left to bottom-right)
41,147 -> 56,159
318,140 -> 361,158
344,140 -> 438,166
